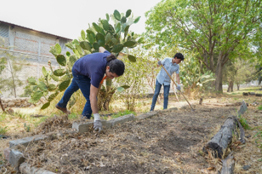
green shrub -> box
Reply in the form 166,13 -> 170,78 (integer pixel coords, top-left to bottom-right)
239,116 -> 250,130
258,105 -> 262,110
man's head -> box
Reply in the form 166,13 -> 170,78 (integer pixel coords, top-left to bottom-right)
172,53 -> 184,64
106,58 -> 125,79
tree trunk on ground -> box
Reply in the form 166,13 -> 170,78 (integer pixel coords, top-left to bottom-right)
215,55 -> 223,92
204,116 -> 236,158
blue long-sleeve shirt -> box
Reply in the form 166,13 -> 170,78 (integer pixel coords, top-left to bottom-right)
72,51 -> 110,88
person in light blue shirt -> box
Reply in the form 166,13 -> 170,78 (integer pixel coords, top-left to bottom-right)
150,53 -> 184,111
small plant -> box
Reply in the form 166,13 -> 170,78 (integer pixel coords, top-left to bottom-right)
258,105 -> 262,110
111,110 -> 136,119
239,116 -> 250,130
0,126 -> 8,134
68,113 -> 78,120
24,123 -> 30,132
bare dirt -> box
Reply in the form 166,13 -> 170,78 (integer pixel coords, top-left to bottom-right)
1,95 -> 262,174
8,101 -> 261,174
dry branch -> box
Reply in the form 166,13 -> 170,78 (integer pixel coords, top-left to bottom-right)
220,153 -> 235,174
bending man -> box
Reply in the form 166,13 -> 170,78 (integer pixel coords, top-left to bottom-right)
56,47 -> 125,131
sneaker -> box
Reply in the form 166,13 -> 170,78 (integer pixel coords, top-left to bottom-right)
56,104 -> 71,114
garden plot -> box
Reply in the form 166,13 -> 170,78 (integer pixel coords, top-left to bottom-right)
14,105 -> 245,173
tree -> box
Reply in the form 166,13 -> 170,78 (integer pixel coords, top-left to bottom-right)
145,0 -> 262,92
0,37 -> 24,98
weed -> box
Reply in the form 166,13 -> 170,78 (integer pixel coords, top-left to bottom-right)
239,116 -> 250,130
0,112 -> 7,122
258,105 -> 262,110
24,123 -> 30,132
111,110 -> 136,119
254,131 -> 262,149
16,112 -> 28,119
68,113 -> 78,120
0,126 -> 8,134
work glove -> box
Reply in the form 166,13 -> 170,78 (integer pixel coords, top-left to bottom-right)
158,61 -> 162,65
176,84 -> 181,91
93,113 -> 102,132
94,120 -> 102,132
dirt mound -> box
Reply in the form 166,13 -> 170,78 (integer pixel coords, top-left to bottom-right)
36,115 -> 72,134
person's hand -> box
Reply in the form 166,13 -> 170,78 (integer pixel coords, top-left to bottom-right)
158,61 -> 162,65
94,120 -> 102,132
176,84 -> 181,91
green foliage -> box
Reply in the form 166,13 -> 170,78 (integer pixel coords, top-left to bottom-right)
239,116 -> 250,130
258,105 -> 262,110
0,126 -> 8,135
0,37 -> 25,97
26,9 -> 141,110
180,52 -> 215,92
145,0 -> 262,92
114,47 -> 152,111
24,123 -> 30,132
111,110 -> 136,119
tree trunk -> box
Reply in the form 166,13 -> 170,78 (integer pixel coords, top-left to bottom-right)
227,81 -> 233,92
215,54 -> 223,92
237,84 -> 240,90
204,116 -> 236,158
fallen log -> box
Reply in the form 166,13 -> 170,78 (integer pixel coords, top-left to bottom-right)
220,153 -> 235,174
204,101 -> 247,158
204,116 -> 236,158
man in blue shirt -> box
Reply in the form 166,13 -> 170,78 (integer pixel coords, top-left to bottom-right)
150,53 -> 184,111
56,47 -> 125,132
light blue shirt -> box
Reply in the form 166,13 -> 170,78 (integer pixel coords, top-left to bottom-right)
156,58 -> 179,85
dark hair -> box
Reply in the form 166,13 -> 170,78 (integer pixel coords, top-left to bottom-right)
106,54 -> 125,76
174,53 -> 184,61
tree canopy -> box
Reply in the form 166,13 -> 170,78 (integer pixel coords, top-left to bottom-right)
145,0 -> 262,92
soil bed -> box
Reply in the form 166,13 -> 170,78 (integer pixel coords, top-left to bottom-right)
19,105 -> 240,173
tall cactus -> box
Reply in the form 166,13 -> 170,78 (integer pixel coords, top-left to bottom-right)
27,9 -> 141,110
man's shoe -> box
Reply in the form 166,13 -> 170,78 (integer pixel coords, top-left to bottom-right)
56,104 -> 70,114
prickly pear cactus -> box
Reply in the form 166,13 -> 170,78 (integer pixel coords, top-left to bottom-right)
28,9 -> 141,110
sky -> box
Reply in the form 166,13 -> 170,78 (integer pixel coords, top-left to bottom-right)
0,0 -> 162,39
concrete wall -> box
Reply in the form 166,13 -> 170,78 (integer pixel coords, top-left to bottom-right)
0,22 -> 72,97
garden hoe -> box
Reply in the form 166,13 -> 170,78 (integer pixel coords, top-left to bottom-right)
158,59 -> 195,111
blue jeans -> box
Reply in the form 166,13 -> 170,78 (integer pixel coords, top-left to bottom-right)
150,79 -> 170,111
57,70 -> 92,119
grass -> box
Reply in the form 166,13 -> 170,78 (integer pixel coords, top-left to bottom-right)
239,116 -> 250,130
254,130 -> 262,149
258,105 -> 262,110
0,126 -> 8,135
111,110 -> 136,119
